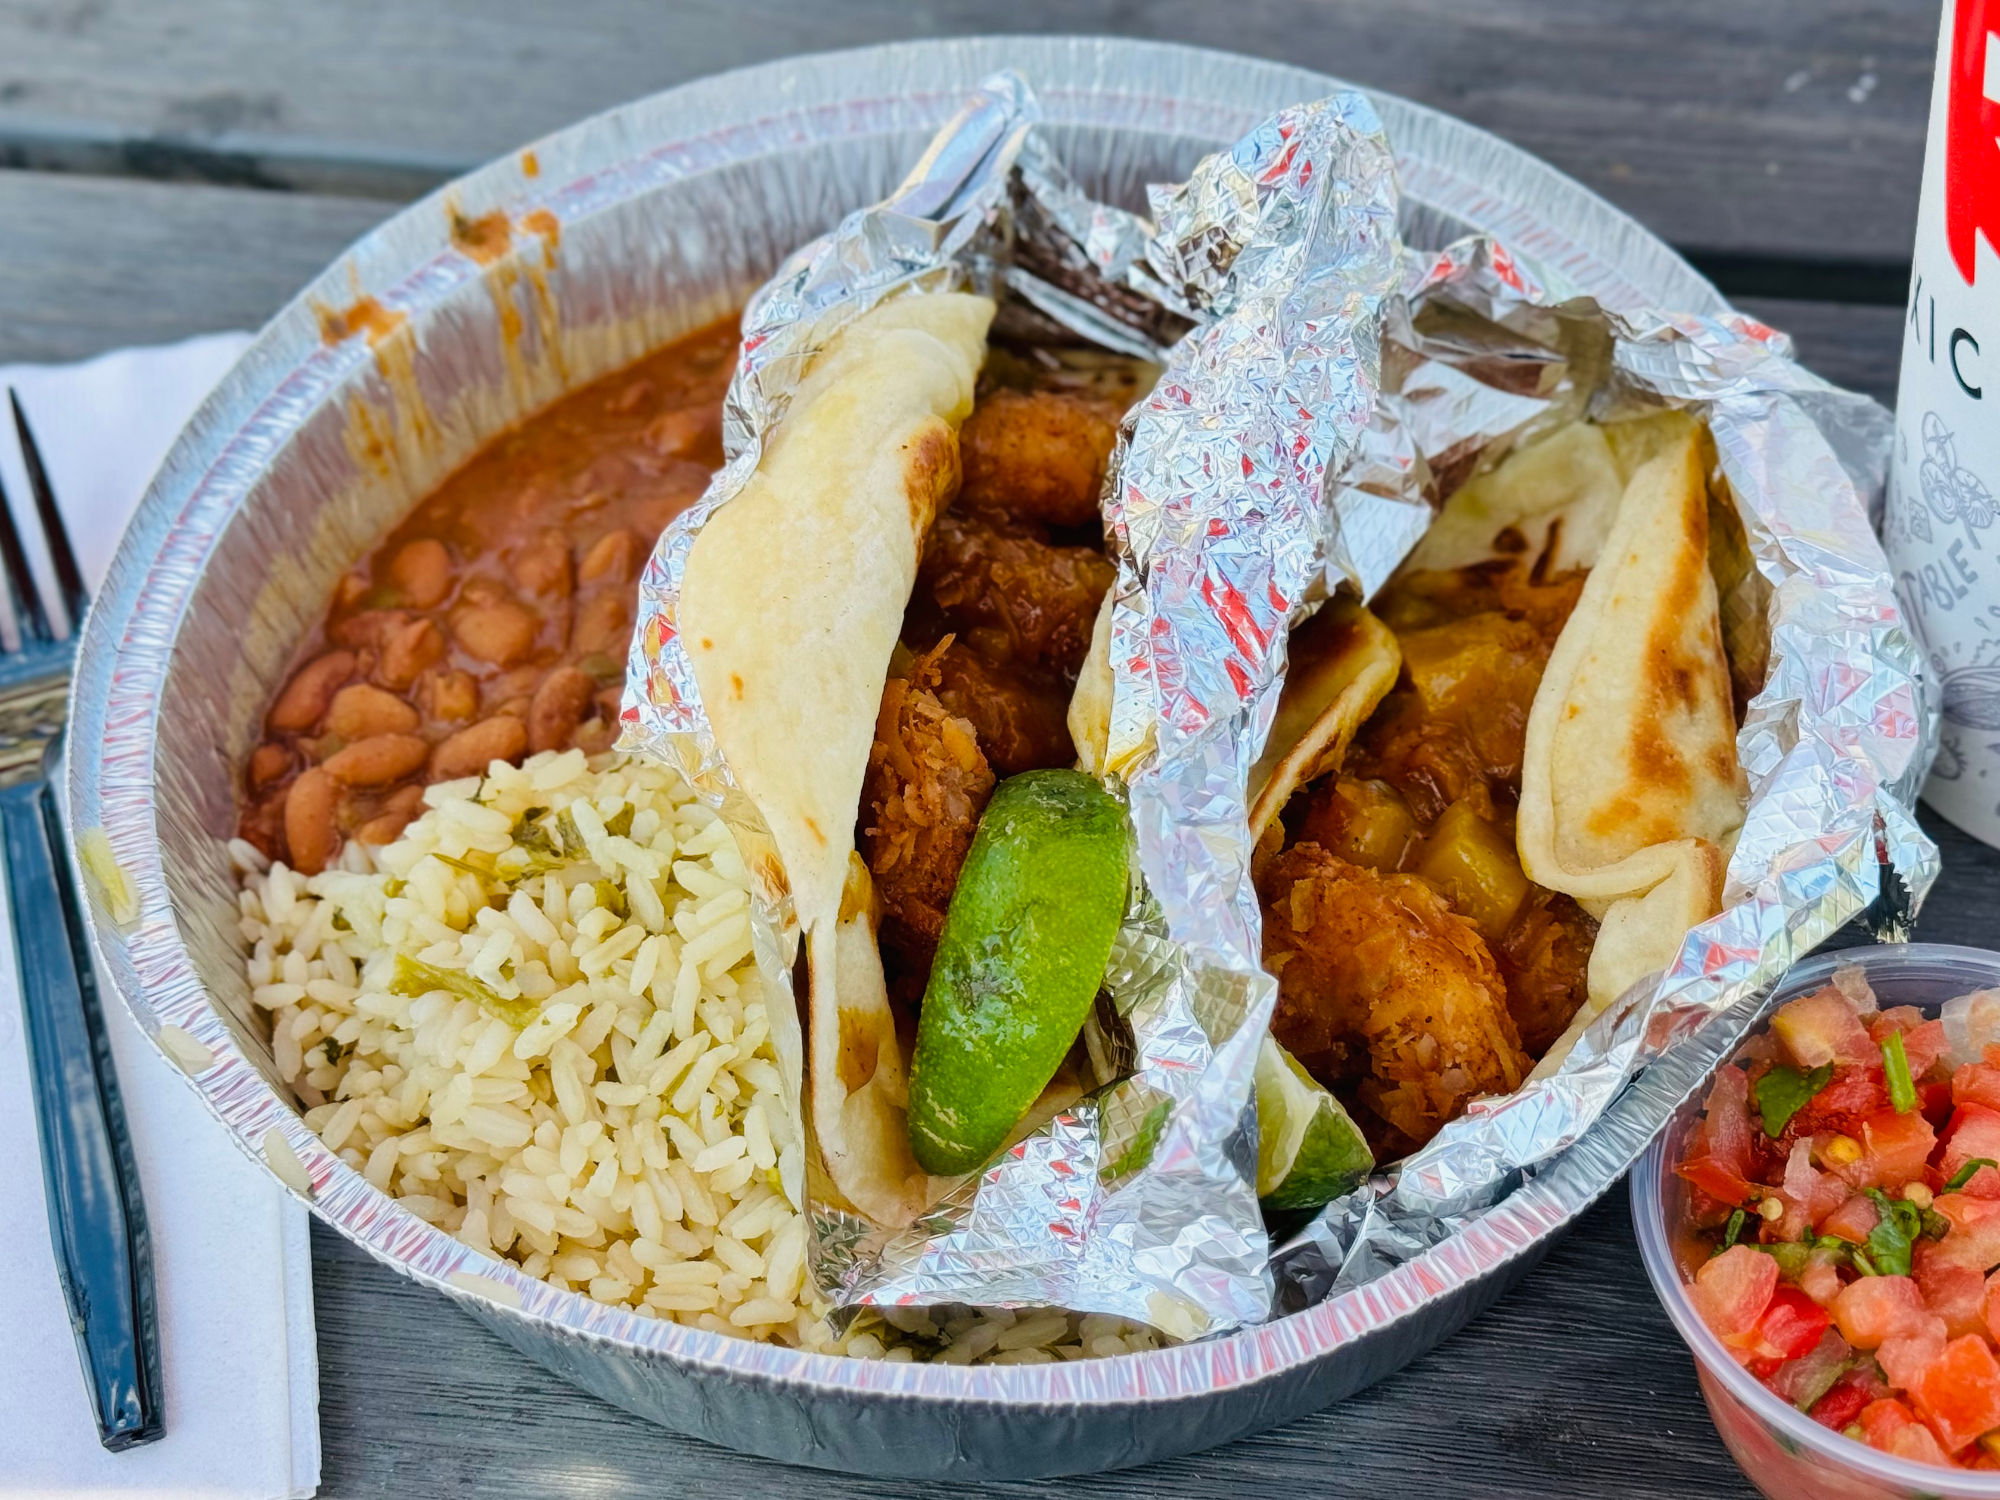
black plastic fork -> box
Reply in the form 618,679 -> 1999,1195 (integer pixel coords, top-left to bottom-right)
2,390 -> 163,1450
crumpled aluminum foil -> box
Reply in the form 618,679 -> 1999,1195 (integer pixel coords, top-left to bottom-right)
622,71 -> 1403,1337
620,67 -> 1935,1339
1275,236 -> 1937,1303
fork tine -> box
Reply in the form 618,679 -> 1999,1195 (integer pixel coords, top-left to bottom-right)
0,464 -> 51,646
9,392 -> 87,630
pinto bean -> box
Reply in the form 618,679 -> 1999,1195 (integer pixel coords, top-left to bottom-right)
511,529 -> 572,600
353,781 -> 427,848
268,650 -> 355,732
578,528 -> 643,586
645,407 -> 708,457
418,669 -> 479,723
389,538 -> 454,608
330,609 -> 409,652
377,618 -> 445,688
430,716 -> 528,781
248,743 -> 292,788
570,717 -> 618,756
571,591 -> 631,656
353,810 -> 411,846
323,733 -> 429,787
451,600 -> 539,667
326,683 -> 421,741
283,767 -> 339,874
382,784 -> 426,817
528,666 -> 597,752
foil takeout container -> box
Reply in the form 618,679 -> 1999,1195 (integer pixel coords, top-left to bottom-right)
65,36 -> 1933,1479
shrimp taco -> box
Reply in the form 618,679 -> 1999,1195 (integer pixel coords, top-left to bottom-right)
678,290 -> 1155,1226
1245,412 -> 1748,1156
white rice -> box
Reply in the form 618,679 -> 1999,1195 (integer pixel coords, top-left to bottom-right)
235,748 -> 1166,1361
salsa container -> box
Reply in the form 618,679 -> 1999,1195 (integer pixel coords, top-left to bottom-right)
1635,945 -> 2000,1500
67,35 -> 1827,1478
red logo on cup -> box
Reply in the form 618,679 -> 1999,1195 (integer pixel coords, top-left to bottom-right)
1945,0 -> 2000,285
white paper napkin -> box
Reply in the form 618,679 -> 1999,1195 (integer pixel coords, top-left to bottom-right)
0,335 -> 321,1499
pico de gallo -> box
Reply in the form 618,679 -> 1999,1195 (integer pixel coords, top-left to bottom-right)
1677,973 -> 2000,1470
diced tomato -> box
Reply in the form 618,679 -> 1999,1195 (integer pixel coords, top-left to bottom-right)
1809,1372 -> 1874,1432
1856,1110 -> 1939,1189
1864,1016 -> 1944,1088
1878,1316 -> 1949,1391
1982,1271 -> 2000,1346
1774,988 -> 1878,1068
1860,1396 -> 1922,1448
1821,1193 -> 1883,1246
1916,1248 -> 1990,1339
1832,1274 -> 1927,1348
1747,1286 -> 1833,1363
1921,1078 -> 1956,1125
1889,1419 -> 1953,1466
1910,1334 -> 2000,1452
1677,1157 -> 1756,1207
1932,1192 -> 2000,1276
1692,1244 -> 1779,1347
1957,1063 -> 2000,1111
1872,1010 -> 1951,1079
1955,1063 -> 2000,1112
1904,1020 -> 1950,1080
1938,1191 -> 2000,1230
1962,1165 -> 2000,1199
1944,1104 -> 2000,1176
1783,1066 -> 1893,1150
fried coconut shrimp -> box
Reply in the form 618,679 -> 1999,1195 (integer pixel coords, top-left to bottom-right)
921,510 -> 1113,679
930,638 -> 1076,776
861,647 -> 996,987
1261,842 -> 1530,1147
957,387 -> 1121,530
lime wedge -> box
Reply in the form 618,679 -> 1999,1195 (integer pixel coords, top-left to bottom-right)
1255,1035 -> 1373,1211
907,770 -> 1131,1177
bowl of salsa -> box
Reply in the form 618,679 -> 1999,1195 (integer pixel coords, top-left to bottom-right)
1635,944 -> 2000,1499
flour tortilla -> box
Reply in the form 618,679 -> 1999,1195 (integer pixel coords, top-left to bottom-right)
1247,416 -> 1745,1083
680,290 -> 993,1225
1516,420 -> 1745,1072
1246,597 -> 1402,843
1405,420 -> 1625,575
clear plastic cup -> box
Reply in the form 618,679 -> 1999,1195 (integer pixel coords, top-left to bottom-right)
1634,943 -> 2000,1500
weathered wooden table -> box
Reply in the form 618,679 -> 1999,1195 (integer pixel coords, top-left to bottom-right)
2,2 -> 1988,1493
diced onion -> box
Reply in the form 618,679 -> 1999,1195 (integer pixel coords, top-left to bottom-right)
1940,988 -> 2000,1067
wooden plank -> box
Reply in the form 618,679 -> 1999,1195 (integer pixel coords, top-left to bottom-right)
0,175 -> 1911,392
0,170 -> 390,362
0,0 -> 1932,269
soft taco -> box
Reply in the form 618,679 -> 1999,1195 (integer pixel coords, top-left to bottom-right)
679,291 -> 1154,1225
1245,412 -> 1747,1155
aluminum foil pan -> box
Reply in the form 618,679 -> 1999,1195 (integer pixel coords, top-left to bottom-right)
62,35 -> 1912,1479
